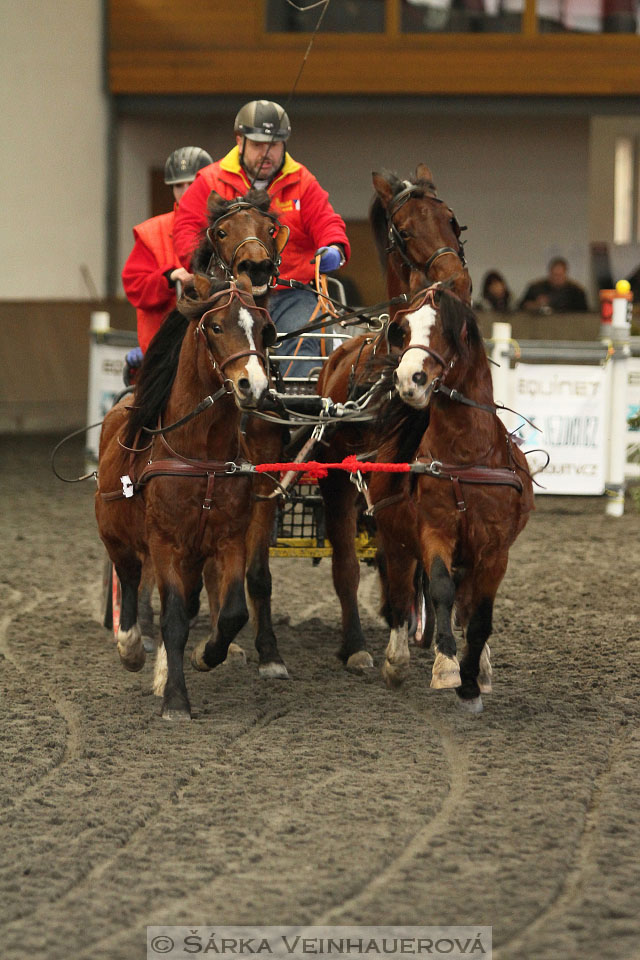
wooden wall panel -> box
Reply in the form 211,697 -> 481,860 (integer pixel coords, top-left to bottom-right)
0,300 -> 135,433
109,0 -> 259,50
109,38 -> 640,96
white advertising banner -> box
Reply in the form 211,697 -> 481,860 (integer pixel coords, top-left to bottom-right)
626,355 -> 640,478
85,331 -> 137,468
511,363 -> 608,495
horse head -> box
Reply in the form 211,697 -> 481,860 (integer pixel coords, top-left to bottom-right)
370,166 -> 472,305
191,189 -> 289,303
391,287 -> 481,410
180,273 -> 277,409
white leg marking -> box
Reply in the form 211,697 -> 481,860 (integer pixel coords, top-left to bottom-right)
116,623 -> 145,672
152,643 -> 168,696
382,624 -> 411,687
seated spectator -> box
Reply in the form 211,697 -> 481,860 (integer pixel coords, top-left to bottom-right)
518,257 -> 588,313
475,270 -> 512,312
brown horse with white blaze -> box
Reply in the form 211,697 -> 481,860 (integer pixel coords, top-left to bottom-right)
315,164 -> 472,670
369,288 -> 534,711
95,275 -> 277,720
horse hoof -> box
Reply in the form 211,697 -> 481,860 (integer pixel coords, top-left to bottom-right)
478,644 -> 492,693
161,706 -> 192,722
346,651 -> 374,673
116,626 -> 145,672
430,652 -> 461,689
259,662 -> 290,679
457,694 -> 484,714
223,642 -> 247,665
381,658 -> 410,688
190,646 -> 211,672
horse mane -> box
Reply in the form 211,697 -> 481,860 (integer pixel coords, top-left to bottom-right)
436,288 -> 483,357
190,188 -> 273,275
369,167 -> 438,273
124,278 -> 231,447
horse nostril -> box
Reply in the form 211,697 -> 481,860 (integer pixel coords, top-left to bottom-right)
412,371 -> 427,387
237,377 -> 251,396
393,370 -> 399,385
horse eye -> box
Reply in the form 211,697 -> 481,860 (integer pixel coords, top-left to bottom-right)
211,323 -> 223,334
399,230 -> 411,241
268,226 -> 276,237
216,229 -> 227,239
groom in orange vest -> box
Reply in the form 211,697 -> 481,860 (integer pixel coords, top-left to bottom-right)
121,146 -> 213,362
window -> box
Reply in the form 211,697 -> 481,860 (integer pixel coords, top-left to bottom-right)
401,0 -> 524,32
265,0 -> 386,32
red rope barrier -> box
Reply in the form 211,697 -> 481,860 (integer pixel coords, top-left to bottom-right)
254,456 -> 411,479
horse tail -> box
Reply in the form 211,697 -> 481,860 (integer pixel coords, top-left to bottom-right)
124,308 -> 188,447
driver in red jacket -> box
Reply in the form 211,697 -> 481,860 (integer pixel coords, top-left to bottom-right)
173,100 -> 350,379
121,146 -> 213,369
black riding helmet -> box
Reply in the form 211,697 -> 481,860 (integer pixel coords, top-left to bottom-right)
164,146 -> 213,185
234,100 -> 291,142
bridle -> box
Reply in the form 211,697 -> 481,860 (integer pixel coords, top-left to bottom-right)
195,282 -> 273,377
205,200 -> 289,283
385,183 -> 467,278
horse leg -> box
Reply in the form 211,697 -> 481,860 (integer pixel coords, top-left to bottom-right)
138,559 -> 156,653
153,548 -> 203,720
110,549 -> 145,672
192,548 -> 249,673
457,558 -> 507,711
246,498 -> 289,679
428,554 -> 461,690
319,472 -> 373,671
378,545 -> 417,688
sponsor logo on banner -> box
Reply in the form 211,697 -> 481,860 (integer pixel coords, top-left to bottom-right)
513,364 -> 607,495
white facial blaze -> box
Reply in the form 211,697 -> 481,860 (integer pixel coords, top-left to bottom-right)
238,306 -> 268,397
395,303 -> 437,402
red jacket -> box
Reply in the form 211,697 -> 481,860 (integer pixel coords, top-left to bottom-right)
121,209 -> 179,352
173,147 -> 350,286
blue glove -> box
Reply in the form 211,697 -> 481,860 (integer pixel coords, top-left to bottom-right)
125,346 -> 143,367
316,245 -> 343,272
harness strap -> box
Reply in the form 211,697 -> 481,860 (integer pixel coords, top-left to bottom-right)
197,473 -> 217,551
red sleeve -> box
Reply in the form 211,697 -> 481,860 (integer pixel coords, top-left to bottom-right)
299,175 -> 351,264
172,174 -> 212,269
121,235 -> 175,311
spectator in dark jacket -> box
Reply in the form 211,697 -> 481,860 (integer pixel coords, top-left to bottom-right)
519,257 -> 588,313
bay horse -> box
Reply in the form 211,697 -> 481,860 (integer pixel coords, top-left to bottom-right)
114,188 -> 288,649
315,164 -> 472,670
95,275 -> 278,720
369,287 -> 534,711
191,187 -> 289,301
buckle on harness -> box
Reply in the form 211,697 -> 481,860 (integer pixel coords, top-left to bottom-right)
428,460 -> 442,476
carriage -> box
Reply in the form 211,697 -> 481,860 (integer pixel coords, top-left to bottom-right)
93,165 -> 533,718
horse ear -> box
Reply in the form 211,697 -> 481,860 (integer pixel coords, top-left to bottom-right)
275,223 -> 290,256
236,274 -> 254,296
192,273 -> 212,300
415,163 -> 437,194
262,320 -> 278,348
387,320 -> 405,350
372,172 -> 394,207
206,190 -> 224,216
